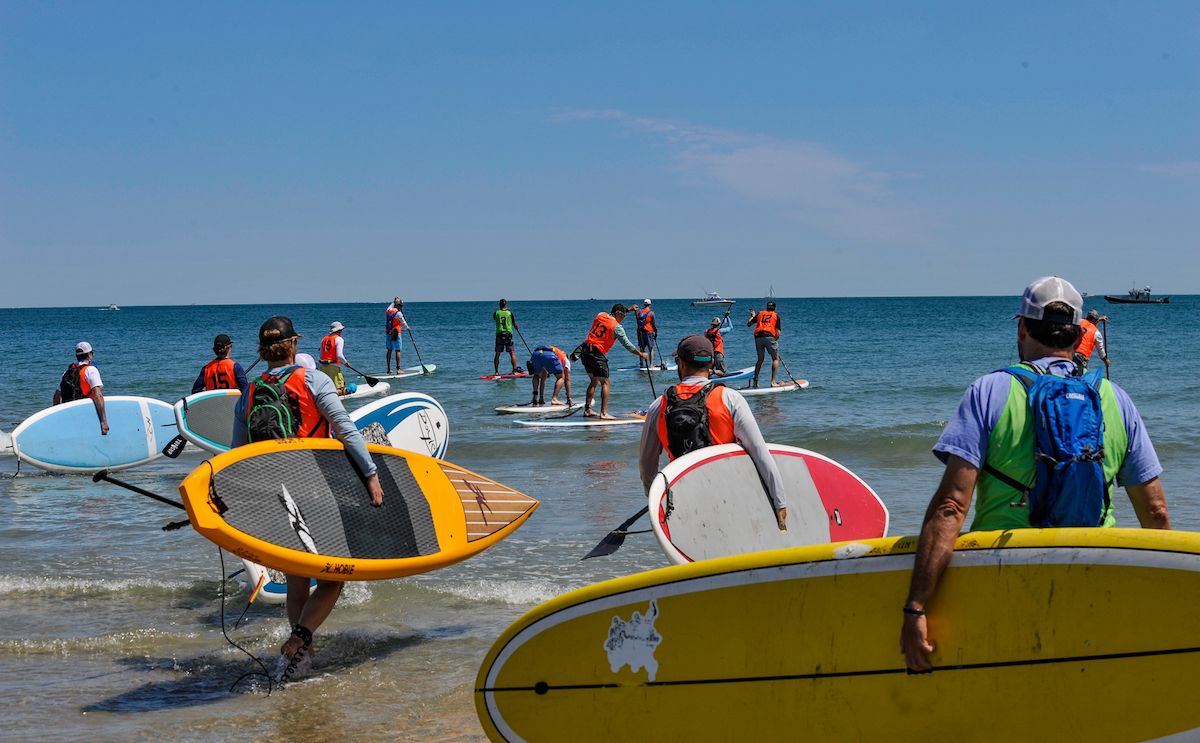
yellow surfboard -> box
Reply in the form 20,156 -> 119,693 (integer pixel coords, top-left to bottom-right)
179,438 -> 538,580
477,528 -> 1200,741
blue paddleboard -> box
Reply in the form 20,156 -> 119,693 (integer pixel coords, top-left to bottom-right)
12,396 -> 177,473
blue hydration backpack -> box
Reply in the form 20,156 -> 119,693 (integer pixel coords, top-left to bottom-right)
985,363 -> 1111,527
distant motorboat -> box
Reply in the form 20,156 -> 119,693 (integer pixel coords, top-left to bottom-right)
691,291 -> 736,307
100,303 -> 120,311
1103,286 -> 1169,305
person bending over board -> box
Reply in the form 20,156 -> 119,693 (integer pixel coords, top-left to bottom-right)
493,299 -> 521,376
385,297 -> 407,374
527,345 -> 573,406
746,300 -> 783,387
573,304 -> 647,419
899,276 -> 1170,673
319,321 -> 350,395
638,335 -> 787,530
232,316 -> 385,679
53,341 -> 108,435
191,333 -> 248,394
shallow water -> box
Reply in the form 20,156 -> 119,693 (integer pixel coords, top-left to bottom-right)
1,296 -> 1197,740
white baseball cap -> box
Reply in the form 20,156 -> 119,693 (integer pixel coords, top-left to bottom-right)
295,352 -> 317,370
330,321 -> 345,333
75,341 -> 93,354
643,299 -> 652,305
1015,276 -> 1083,325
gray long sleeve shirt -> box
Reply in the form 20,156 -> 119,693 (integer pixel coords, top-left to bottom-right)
638,376 -> 786,509
232,365 -> 377,477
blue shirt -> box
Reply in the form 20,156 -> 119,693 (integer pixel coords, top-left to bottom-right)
934,356 -> 1162,487
231,365 -> 377,477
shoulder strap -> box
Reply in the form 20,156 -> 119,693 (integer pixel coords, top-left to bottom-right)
1000,362 -> 1041,392
982,461 -> 1032,496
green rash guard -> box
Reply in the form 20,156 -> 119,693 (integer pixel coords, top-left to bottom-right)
973,373 -> 1128,531
494,309 -> 514,334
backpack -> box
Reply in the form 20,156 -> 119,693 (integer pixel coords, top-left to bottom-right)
58,364 -> 84,402
246,367 -> 304,442
663,384 -> 720,459
984,363 -> 1110,527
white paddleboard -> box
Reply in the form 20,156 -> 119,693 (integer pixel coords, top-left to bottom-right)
495,402 -> 585,415
372,364 -> 437,380
175,389 -> 240,455
340,381 -> 391,400
615,364 -> 677,373
240,559 -> 315,605
349,392 -> 450,459
0,428 -> 12,457
12,396 -> 177,473
514,414 -> 646,428
737,380 -> 810,396
708,367 -> 755,384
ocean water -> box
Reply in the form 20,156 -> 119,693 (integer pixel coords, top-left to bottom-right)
1,296 -> 1197,741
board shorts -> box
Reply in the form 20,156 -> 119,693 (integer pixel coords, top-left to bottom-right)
528,348 -> 564,376
712,351 -> 726,374
386,333 -> 403,351
319,363 -> 346,393
755,334 -> 779,359
637,330 -> 654,351
579,346 -> 610,379
495,332 -> 515,353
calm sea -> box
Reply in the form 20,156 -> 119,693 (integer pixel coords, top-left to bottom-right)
1,296 -> 1197,741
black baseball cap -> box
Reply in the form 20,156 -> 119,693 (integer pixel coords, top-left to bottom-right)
675,335 -> 714,365
258,316 -> 301,344
766,300 -> 776,310
213,334 -> 233,352
611,303 -> 629,315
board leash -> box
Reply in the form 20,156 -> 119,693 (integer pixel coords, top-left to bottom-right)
218,547 -> 275,695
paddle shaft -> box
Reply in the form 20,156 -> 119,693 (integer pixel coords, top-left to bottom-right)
515,325 -> 534,357
1101,319 -> 1110,379
651,333 -> 667,370
92,470 -> 187,511
406,326 -> 431,373
246,357 -> 262,373
344,362 -> 380,387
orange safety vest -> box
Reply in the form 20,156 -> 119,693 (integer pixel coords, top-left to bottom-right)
655,383 -> 734,460
246,367 -> 330,438
582,313 -> 619,354
704,326 -> 724,355
387,307 -> 404,333
319,334 -> 341,364
1076,319 -> 1098,358
754,310 -> 780,338
61,362 -> 94,401
637,309 -> 655,333
550,346 -> 568,366
202,358 -> 237,390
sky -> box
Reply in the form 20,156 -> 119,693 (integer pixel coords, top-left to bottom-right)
2,2 -> 1198,306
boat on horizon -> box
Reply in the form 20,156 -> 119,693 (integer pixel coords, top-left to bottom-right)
1103,286 -> 1169,305
691,291 -> 736,307
100,303 -> 120,311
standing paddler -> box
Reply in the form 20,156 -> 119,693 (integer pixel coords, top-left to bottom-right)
573,303 -> 646,419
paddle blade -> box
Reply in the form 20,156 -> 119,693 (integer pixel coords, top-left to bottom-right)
582,506 -> 650,560
162,435 -> 188,458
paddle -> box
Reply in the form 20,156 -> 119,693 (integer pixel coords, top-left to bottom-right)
515,325 -> 534,358
582,505 -> 650,559
92,470 -> 187,511
406,326 -> 431,374
651,334 -> 668,371
1101,318 -> 1110,379
778,353 -> 803,389
345,363 -> 380,387
246,357 -> 262,374
161,434 -> 188,458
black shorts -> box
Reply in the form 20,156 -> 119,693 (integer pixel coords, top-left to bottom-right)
495,332 -> 514,353
580,346 -> 609,378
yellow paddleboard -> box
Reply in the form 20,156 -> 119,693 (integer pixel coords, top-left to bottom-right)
179,438 -> 538,580
477,528 -> 1200,741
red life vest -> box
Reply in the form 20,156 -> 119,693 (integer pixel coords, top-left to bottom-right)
245,367 -> 330,439
637,309 -> 655,333
319,334 -> 341,364
582,313 -> 620,354
1076,319 -> 1099,358
202,358 -> 238,390
655,383 -> 734,460
705,326 -> 724,355
754,310 -> 780,338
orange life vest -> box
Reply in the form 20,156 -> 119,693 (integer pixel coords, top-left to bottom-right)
59,362 -> 94,401
246,367 -> 330,438
550,346 -> 568,366
319,334 -> 341,364
754,310 -> 780,338
637,309 -> 655,333
705,326 -> 724,355
582,313 -> 619,354
655,383 -> 734,460
202,357 -> 238,390
386,307 -> 404,333
1076,319 -> 1098,358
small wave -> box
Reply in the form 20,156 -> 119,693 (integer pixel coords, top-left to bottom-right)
0,575 -> 197,597
415,578 -> 564,606
0,627 -> 196,657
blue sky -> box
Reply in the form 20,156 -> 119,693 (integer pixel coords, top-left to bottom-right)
2,2 -> 1197,306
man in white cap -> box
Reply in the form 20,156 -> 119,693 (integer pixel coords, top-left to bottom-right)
385,297 -> 407,374
635,299 -> 658,369
53,341 -> 108,435
899,276 -> 1170,673
319,321 -> 351,395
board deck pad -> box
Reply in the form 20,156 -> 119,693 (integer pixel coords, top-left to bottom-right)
176,390 -> 239,454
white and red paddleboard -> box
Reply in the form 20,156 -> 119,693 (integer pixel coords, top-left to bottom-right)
648,443 -> 887,564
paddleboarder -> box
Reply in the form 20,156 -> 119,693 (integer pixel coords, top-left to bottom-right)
638,335 -> 788,530
385,297 -> 407,374
1074,309 -> 1109,373
635,299 -> 658,369
900,277 -> 1170,673
527,345 -> 573,406
574,304 -> 647,419
319,321 -> 350,395
705,315 -> 732,375
493,299 -> 521,376
191,333 -> 248,394
52,341 -> 108,435
746,300 -> 783,387
232,316 -> 384,680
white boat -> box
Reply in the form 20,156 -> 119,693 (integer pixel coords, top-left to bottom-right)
690,291 -> 736,307
100,303 -> 120,311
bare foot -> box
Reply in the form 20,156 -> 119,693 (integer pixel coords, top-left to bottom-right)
599,413 -> 618,420
550,399 -> 563,405
772,380 -> 786,387
280,633 -> 305,659
583,409 -> 598,418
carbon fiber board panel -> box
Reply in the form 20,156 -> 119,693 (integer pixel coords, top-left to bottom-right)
183,397 -> 236,446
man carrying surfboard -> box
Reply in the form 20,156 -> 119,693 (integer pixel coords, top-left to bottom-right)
52,341 -> 108,435
385,297 -> 407,374
746,301 -> 784,387
638,335 -> 787,530
900,277 -> 1171,673
493,299 -> 521,376
232,316 -> 385,679
319,321 -> 350,395
575,304 -> 647,419
191,334 -> 248,394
